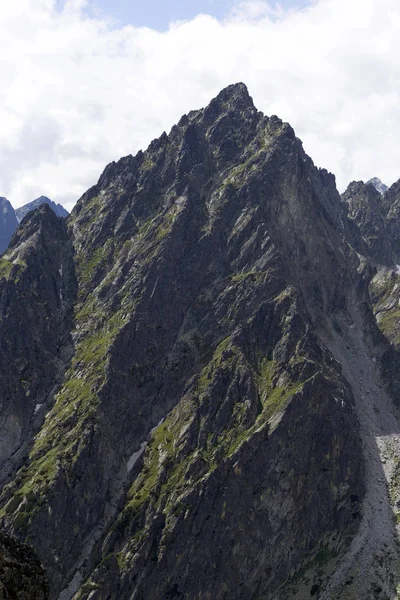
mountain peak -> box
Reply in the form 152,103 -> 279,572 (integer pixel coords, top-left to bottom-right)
15,196 -> 68,222
209,81 -> 255,113
215,81 -> 253,105
367,177 -> 388,195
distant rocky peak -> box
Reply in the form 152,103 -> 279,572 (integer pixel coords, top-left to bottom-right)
15,195 -> 69,222
367,177 -> 388,195
0,196 -> 14,214
0,197 -> 18,255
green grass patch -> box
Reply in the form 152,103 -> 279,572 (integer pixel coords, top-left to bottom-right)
0,258 -> 13,280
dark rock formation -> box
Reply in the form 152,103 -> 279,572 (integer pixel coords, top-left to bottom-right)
341,180 -> 391,264
0,198 -> 18,255
342,177 -> 400,266
0,204 -> 75,474
0,531 -> 48,599
0,195 -> 68,257
381,179 -> 400,263
1,83 -> 400,599
15,196 -> 68,222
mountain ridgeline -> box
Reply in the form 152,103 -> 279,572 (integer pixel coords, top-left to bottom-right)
1,83 -> 400,599
15,196 -> 69,222
0,195 -> 68,255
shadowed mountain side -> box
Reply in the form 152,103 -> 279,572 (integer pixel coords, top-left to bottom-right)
0,84 -> 399,599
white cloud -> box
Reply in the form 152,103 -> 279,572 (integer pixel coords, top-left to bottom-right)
1,0 -> 400,208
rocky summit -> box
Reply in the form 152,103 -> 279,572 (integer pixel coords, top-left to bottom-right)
1,83 -> 400,599
0,196 -> 68,260
15,195 -> 69,222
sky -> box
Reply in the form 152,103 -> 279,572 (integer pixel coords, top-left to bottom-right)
1,0 -> 400,210
87,0 -> 307,30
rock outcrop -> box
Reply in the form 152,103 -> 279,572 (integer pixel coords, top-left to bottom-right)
0,531 -> 48,599
341,180 -> 391,264
0,195 -> 68,257
367,177 -> 388,195
342,177 -> 400,266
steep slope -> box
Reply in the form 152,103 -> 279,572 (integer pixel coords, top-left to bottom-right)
0,197 -> 18,255
16,195 -> 69,221
341,180 -> 391,264
342,178 -> 400,393
318,297 -> 400,599
381,180 -> 400,264
342,177 -> 400,267
1,83 -> 398,599
0,204 -> 75,478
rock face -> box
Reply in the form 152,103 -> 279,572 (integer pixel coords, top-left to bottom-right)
342,177 -> 400,265
367,177 -> 388,195
0,198 -> 18,255
0,195 -> 68,256
0,531 -> 48,599
0,204 -> 74,472
1,83 -> 400,599
15,196 -> 69,222
341,180 -> 391,264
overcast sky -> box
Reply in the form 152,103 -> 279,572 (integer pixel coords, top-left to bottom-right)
1,0 -> 399,210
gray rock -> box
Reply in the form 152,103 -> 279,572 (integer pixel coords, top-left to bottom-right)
15,196 -> 68,222
367,177 -> 388,195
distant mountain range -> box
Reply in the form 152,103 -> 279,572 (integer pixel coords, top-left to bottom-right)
0,195 -> 68,254
15,195 -> 68,222
0,197 -> 19,254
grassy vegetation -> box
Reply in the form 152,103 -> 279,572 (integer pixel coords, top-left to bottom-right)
77,239 -> 114,285
110,336 -> 307,574
369,270 -> 400,345
85,194 -> 103,212
141,154 -> 155,171
230,270 -> 269,283
0,258 -> 26,282
0,287 -> 130,529
77,194 -> 104,234
0,178 -> 182,533
378,309 -> 400,343
0,258 -> 13,280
